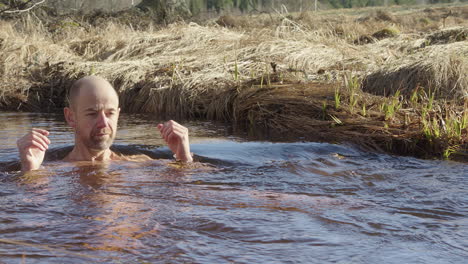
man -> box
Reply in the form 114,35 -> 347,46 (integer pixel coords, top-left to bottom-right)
16,76 -> 193,172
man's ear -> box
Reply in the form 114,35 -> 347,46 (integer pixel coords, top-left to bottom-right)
64,107 -> 76,128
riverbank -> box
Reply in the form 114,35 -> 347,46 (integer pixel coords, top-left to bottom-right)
0,4 -> 467,161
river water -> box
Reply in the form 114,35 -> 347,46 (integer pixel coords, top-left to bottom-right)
0,112 -> 466,264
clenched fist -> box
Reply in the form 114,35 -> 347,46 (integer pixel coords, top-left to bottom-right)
157,120 -> 193,162
16,128 -> 50,172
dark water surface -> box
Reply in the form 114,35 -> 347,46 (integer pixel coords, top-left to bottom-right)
0,112 -> 467,264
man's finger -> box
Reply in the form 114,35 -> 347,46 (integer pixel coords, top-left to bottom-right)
33,130 -> 51,144
172,130 -> 186,141
31,133 -> 49,150
161,127 -> 169,138
163,126 -> 174,139
162,130 -> 171,139
158,123 -> 166,135
167,132 -> 181,145
171,123 -> 185,132
162,123 -> 188,141
173,122 -> 188,132
172,125 -> 187,134
162,126 -> 172,137
171,127 -> 188,140
162,122 -> 173,135
32,130 -> 51,145
32,128 -> 50,136
29,140 -> 47,152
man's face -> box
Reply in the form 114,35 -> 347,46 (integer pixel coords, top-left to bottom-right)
69,82 -> 120,152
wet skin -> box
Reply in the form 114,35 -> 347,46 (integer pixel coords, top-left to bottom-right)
16,76 -> 193,172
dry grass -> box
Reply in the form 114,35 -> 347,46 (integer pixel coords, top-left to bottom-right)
362,41 -> 468,100
0,3 -> 467,160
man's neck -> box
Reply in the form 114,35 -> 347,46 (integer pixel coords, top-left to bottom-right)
64,142 -> 114,162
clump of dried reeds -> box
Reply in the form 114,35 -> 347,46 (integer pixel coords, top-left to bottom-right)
426,26 -> 467,45
362,41 -> 468,100
356,9 -> 396,23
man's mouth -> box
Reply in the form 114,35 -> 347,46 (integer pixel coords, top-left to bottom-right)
93,129 -> 112,137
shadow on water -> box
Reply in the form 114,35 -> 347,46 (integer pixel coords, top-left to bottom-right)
0,113 -> 467,263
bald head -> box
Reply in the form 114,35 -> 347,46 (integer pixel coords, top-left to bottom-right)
64,76 -> 121,154
68,76 -> 119,109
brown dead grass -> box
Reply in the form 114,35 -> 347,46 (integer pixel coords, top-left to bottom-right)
362,41 -> 468,100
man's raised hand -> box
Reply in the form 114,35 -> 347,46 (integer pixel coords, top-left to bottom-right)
16,128 -> 50,172
157,121 -> 193,163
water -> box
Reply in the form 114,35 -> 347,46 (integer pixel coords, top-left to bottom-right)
0,112 -> 467,264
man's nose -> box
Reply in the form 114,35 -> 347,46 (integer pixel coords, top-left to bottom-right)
96,111 -> 109,128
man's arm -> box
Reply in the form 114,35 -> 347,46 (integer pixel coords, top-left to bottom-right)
157,121 -> 193,162
16,128 -> 50,172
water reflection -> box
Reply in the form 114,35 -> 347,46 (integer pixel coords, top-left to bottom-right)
63,163 -> 155,253
0,112 -> 467,263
